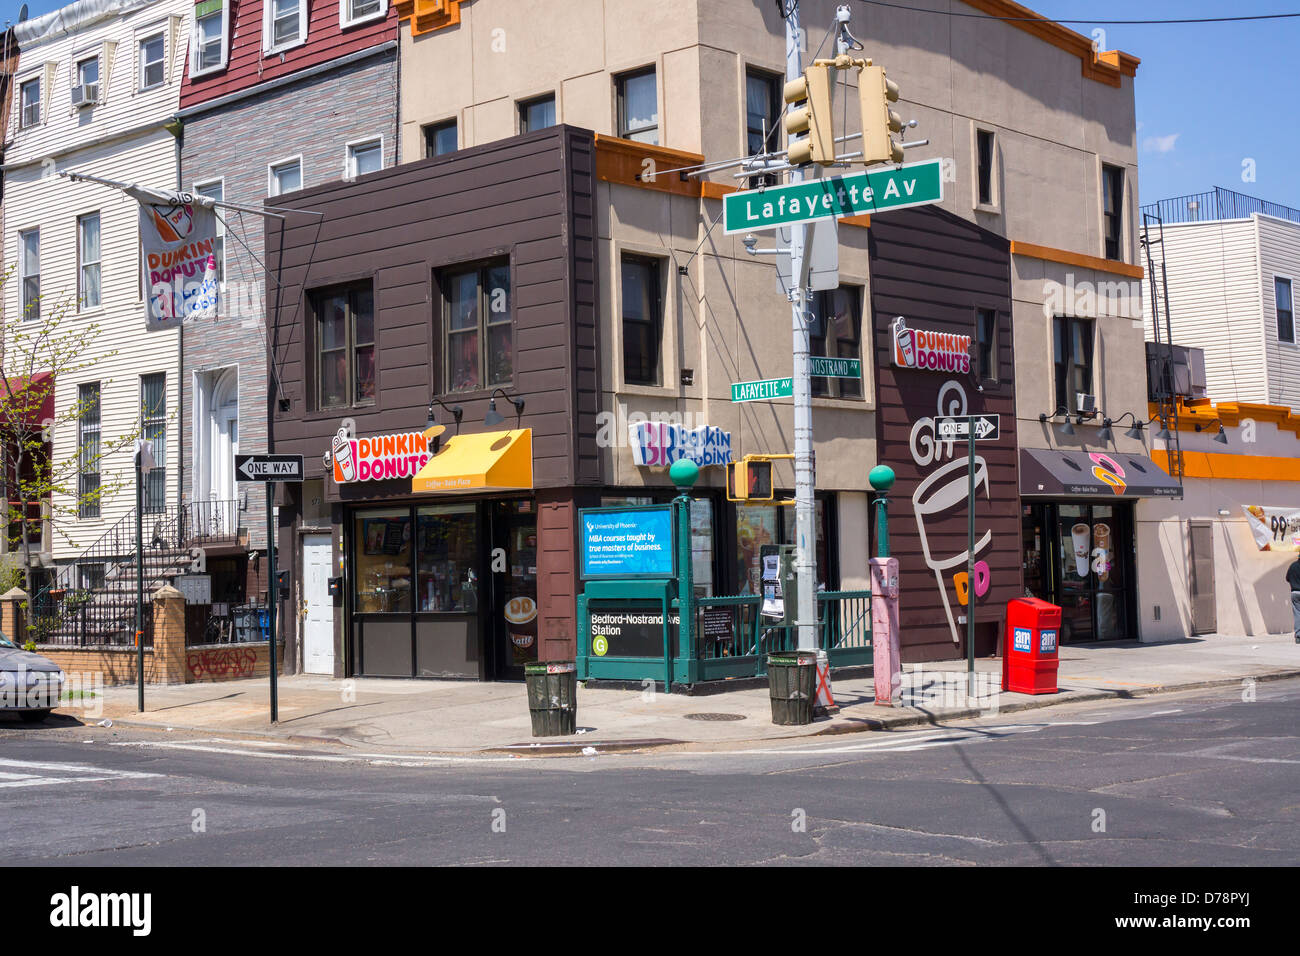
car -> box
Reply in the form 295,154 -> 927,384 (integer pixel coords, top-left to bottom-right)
0,631 -> 65,723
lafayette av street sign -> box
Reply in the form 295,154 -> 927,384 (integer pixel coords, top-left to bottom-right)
723,158 -> 944,234
935,415 -> 1000,442
236,454 -> 305,482
732,377 -> 794,402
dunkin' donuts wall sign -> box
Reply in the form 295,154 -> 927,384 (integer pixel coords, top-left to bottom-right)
892,316 -> 972,374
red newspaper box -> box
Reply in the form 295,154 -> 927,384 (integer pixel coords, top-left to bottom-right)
1002,598 -> 1061,695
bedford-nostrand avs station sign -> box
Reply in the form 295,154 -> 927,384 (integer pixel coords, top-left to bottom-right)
723,158 -> 944,234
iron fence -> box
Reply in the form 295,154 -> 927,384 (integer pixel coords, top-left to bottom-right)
1141,186 -> 1300,226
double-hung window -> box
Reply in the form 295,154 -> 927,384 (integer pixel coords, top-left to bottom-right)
314,283 -> 376,409
519,94 -> 556,133
269,157 -> 302,196
745,69 -> 781,188
194,181 -> 225,284
139,32 -> 166,90
621,256 -> 663,386
78,383 -> 101,520
341,0 -> 386,28
19,229 -> 40,321
1103,164 -> 1125,260
810,286 -> 862,399
1054,316 -> 1094,414
265,0 -> 307,52
423,120 -> 457,158
193,0 -> 229,74
1276,277 -> 1295,344
75,56 -> 100,105
976,129 -> 996,207
347,138 -> 383,178
141,374 -> 167,514
19,77 -> 40,128
441,262 -> 512,392
975,308 -> 998,384
616,68 -> 658,145
78,213 -> 101,310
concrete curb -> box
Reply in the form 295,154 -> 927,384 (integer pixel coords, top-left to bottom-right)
90,667 -> 1300,757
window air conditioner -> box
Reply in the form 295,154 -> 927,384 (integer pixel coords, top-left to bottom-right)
71,83 -> 99,107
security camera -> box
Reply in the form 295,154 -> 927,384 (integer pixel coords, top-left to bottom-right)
743,234 -> 758,255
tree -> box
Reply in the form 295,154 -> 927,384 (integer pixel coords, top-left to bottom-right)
0,265 -> 140,595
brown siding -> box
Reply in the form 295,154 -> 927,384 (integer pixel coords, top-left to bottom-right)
870,207 -> 1022,663
266,125 -> 600,488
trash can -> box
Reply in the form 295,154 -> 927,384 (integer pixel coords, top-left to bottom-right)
525,661 -> 578,737
767,651 -> 817,725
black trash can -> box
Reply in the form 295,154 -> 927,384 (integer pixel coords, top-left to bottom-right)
767,651 -> 817,725
525,661 -> 578,737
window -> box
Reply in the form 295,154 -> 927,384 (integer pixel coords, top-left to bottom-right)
78,383 -> 101,520
620,256 -> 663,386
19,77 -> 40,128
78,563 -> 106,592
745,68 -> 781,187
193,0 -> 229,74
139,32 -> 166,90
1053,316 -> 1094,414
1276,277 -> 1295,344
810,286 -> 862,399
78,213 -> 101,311
19,229 -> 39,321
347,138 -> 383,178
75,56 -> 100,104
195,181 -> 224,283
441,261 -> 512,392
1103,164 -> 1125,260
976,129 -> 995,206
976,308 -> 998,383
265,0 -> 308,51
314,283 -> 375,409
616,68 -> 658,144
341,0 -> 386,27
423,120 -> 457,158
141,374 -> 167,514
518,94 -> 556,133
269,157 -> 302,196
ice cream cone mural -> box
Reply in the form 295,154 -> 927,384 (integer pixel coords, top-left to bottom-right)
1092,523 -> 1111,581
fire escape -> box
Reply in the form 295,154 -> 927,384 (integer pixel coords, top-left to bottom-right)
1139,209 -> 1184,494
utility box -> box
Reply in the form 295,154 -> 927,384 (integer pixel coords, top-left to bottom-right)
1002,597 -> 1061,695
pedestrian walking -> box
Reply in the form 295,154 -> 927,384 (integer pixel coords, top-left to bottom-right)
1288,554 -> 1300,643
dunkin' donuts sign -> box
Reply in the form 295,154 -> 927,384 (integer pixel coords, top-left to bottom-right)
892,316 -> 971,374
330,427 -> 432,483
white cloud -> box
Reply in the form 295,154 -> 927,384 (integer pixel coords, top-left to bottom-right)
1142,133 -> 1180,154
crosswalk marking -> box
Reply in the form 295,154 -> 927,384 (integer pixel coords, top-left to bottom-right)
0,758 -> 160,789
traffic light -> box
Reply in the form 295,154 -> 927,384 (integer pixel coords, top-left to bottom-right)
784,62 -> 835,167
726,457 -> 775,502
858,64 -> 903,167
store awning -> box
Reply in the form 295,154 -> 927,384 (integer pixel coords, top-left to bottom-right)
411,428 -> 533,494
1019,448 -> 1181,498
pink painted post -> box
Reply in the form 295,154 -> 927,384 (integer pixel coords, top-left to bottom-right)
871,557 -> 901,706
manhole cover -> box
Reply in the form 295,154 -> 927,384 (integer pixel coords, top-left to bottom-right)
683,712 -> 747,722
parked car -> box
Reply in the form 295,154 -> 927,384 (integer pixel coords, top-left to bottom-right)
0,631 -> 64,723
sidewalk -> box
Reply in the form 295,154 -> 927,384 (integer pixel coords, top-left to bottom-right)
85,633 -> 1300,754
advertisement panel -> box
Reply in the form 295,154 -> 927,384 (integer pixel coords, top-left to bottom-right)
140,195 -> 220,330
580,506 -> 675,579
1242,506 -> 1300,552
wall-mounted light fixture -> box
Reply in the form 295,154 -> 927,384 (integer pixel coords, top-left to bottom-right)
1194,418 -> 1230,445
484,388 -> 525,428
1038,406 -> 1075,436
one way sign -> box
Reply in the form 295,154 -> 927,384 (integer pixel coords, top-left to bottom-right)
935,414 -> 1000,442
236,454 -> 305,482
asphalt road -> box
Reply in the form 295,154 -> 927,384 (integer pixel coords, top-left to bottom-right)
2,679 -> 1298,866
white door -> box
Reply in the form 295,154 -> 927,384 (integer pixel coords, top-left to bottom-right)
302,534 -> 334,675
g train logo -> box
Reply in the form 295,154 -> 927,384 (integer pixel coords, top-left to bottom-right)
1089,452 -> 1127,495
892,316 -> 971,374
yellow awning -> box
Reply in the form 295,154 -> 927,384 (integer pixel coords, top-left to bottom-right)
411,428 -> 533,494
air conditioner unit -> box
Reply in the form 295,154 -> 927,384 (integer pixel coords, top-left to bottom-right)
71,83 -> 99,107
1076,392 -> 1098,417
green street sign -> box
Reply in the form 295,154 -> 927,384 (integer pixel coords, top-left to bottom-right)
723,158 -> 944,234
731,377 -> 794,402
810,357 -> 861,379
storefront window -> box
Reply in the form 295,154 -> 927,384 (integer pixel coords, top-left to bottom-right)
734,498 -> 830,595
690,499 -> 714,597
416,504 -> 479,612
354,508 -> 413,613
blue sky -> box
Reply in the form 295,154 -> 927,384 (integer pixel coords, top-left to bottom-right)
7,0 -> 1299,210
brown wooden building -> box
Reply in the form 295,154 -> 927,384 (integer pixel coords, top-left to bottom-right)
266,125 -> 601,679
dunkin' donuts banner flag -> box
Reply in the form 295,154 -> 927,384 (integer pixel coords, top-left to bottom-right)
139,195 -> 219,330
1242,506 -> 1300,552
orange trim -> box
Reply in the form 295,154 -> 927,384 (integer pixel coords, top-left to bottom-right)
594,134 -> 707,199
1151,399 -> 1300,439
961,0 -> 1140,87
841,214 -> 871,229
1151,449 -> 1300,482
1010,240 -> 1144,279
700,181 -> 736,200
396,0 -> 464,37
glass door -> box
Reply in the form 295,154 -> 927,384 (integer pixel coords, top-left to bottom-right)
1051,502 -> 1131,643
489,500 -> 538,680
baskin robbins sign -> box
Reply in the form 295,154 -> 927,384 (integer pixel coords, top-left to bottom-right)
329,427 -> 432,483
629,421 -> 733,469
892,316 -> 971,374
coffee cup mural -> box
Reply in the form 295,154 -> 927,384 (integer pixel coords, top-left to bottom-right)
1092,523 -> 1111,581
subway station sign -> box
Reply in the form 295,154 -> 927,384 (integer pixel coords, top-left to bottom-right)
723,158 -> 944,234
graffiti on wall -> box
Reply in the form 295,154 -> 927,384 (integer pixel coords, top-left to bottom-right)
188,647 -> 258,681
908,380 -> 994,643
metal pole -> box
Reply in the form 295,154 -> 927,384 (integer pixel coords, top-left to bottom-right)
267,483 -> 279,722
135,450 -> 144,712
967,423 -> 976,697
875,492 -> 889,559
784,2 -> 817,654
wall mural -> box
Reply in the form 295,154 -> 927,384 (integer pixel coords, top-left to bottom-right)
908,380 -> 994,643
